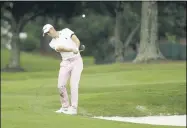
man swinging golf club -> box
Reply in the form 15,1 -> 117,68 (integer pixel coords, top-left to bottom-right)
42,24 -> 84,115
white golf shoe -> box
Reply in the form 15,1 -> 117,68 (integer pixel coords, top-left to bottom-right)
55,107 -> 68,113
62,106 -> 77,115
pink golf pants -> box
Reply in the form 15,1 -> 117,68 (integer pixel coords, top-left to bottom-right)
58,55 -> 83,109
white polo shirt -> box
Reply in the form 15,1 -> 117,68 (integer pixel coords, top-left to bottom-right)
49,28 -> 80,60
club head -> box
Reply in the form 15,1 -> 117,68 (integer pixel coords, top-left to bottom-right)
80,45 -> 85,52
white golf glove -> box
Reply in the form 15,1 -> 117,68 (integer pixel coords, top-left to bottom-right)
72,48 -> 79,54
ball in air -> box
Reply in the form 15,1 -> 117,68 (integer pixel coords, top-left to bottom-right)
82,14 -> 86,18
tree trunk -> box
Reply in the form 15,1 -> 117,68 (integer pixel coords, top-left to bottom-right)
133,1 -> 165,63
8,31 -> 20,68
4,22 -> 25,72
123,23 -> 140,57
124,23 -> 140,49
113,10 -> 124,62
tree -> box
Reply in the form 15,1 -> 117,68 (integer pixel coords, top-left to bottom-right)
112,1 -> 124,62
83,2 -> 141,63
133,1 -> 165,63
158,1 -> 186,39
1,2 -> 47,71
1,2 -> 80,71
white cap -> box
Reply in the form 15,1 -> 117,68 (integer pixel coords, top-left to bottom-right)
42,24 -> 53,36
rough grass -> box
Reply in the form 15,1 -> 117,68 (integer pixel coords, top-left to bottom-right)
1,49 -> 186,128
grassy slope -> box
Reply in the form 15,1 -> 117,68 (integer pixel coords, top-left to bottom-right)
1,49 -> 186,128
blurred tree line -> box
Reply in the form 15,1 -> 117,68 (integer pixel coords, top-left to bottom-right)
1,1 -> 186,71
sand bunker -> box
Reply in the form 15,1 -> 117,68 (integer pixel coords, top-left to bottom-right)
93,115 -> 186,126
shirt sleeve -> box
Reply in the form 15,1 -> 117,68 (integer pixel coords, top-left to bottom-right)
49,41 -> 55,50
49,40 -> 61,50
49,41 -> 66,51
64,28 -> 74,38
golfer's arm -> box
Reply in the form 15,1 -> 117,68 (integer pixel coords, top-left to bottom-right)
55,46 -> 74,52
71,34 -> 80,48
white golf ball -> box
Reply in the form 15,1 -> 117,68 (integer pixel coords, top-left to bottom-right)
82,14 -> 85,18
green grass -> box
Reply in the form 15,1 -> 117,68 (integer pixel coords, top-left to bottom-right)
1,49 -> 186,128
1,49 -> 94,71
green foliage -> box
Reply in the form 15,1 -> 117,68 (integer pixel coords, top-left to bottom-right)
165,32 -> 177,44
69,4 -> 141,64
120,3 -> 140,42
158,2 -> 186,38
2,2 -> 185,65
20,22 -> 41,52
20,35 -> 39,52
69,10 -> 114,56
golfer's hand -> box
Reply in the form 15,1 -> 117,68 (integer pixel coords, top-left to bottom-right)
72,48 -> 79,54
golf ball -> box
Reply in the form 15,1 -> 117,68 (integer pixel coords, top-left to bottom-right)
82,14 -> 85,18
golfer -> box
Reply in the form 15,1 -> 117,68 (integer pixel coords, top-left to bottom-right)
42,24 -> 83,115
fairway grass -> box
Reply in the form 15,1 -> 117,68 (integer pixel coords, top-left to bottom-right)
1,49 -> 186,128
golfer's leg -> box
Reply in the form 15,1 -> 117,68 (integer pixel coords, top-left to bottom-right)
70,58 -> 83,109
58,65 -> 70,108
